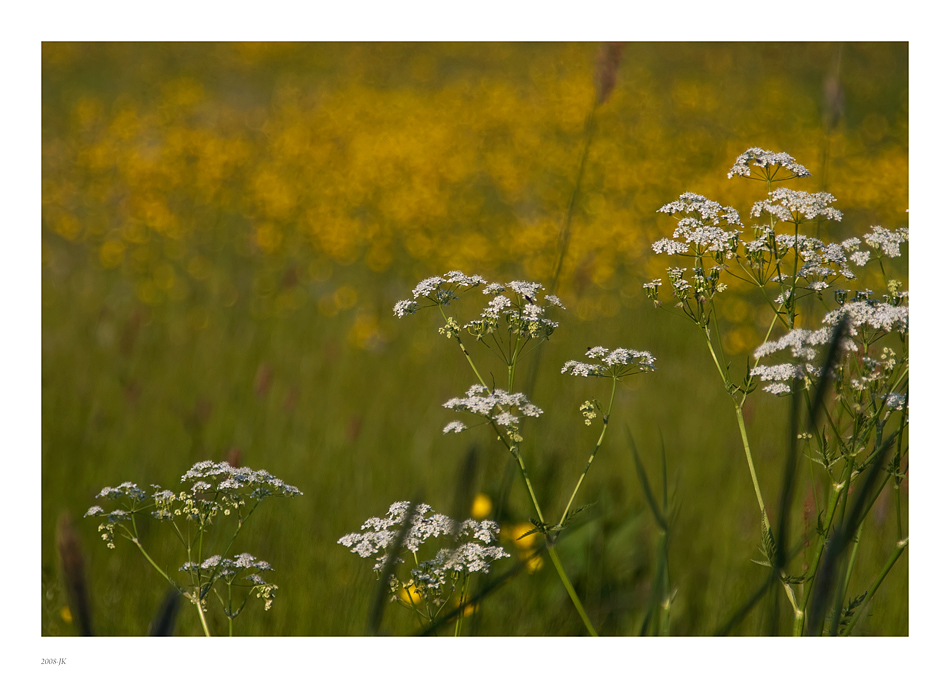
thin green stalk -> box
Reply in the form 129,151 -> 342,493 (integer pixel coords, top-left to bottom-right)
131,537 -> 174,587
734,401 -> 769,529
439,307 -> 488,388
547,545 -> 598,636
796,480 -> 845,635
489,421 -> 546,526
454,578 -> 468,637
658,529 -> 672,636
739,312 -> 781,408
558,376 -> 617,528
836,456 -> 856,539
550,110 -> 596,296
894,476 -> 904,541
841,537 -> 908,635
702,330 -> 729,388
701,326 -> 769,527
832,520 -> 865,633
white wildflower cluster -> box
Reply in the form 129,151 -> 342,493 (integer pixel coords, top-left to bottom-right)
443,385 -> 542,442
409,539 -> 509,605
656,265 -> 726,313
824,300 -> 908,336
751,188 -> 843,224
778,235 -> 856,285
86,461 -> 302,546
339,502 -> 454,562
179,554 -> 279,611
395,273 -> 564,342
863,226 -> 908,258
658,192 -> 742,225
665,267 -> 693,299
849,348 -> 903,394
840,237 -> 872,268
753,297 -> 908,396
883,392 -> 907,410
93,481 -> 148,502
748,363 -> 820,394
85,460 -> 300,623
726,147 -> 811,180
393,270 -> 487,317
180,460 -> 303,501
754,327 -> 858,362
338,502 -> 509,607
643,279 -> 663,306
652,218 -> 741,259
180,552 -> 273,576
83,506 -> 132,548
751,326 -> 857,394
463,280 -> 563,341
562,346 -> 657,379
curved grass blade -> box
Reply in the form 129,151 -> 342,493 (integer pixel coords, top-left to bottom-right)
366,498 -> 420,636
149,589 -> 182,636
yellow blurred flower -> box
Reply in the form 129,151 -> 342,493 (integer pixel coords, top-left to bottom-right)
456,595 -> 479,617
500,521 -> 544,574
397,584 -> 423,607
470,493 -> 492,520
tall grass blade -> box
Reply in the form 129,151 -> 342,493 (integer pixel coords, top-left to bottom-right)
805,433 -> 894,635
714,575 -> 773,636
777,318 -> 847,569
148,589 -> 182,636
626,427 -> 666,531
366,498 -> 420,636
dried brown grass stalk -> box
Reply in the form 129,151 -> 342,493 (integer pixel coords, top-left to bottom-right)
595,42 -> 625,106
56,512 -> 94,636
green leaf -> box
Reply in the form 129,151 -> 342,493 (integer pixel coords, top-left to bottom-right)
519,518 -> 548,540
759,512 -> 776,566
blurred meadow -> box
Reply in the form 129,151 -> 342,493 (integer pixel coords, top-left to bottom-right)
42,42 -> 908,636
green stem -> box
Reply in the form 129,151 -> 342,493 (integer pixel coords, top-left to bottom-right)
841,538 -> 908,636
558,377 -> 617,528
194,592 -> 212,637
547,545 -> 598,636
658,529 -> 672,636
702,330 -> 729,389
131,537 -> 174,587
734,402 -> 769,529
455,577 -> 468,637
796,472 -> 847,635
513,448 -> 547,525
831,520 -> 864,634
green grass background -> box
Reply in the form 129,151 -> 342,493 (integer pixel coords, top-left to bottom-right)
41,42 -> 908,636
